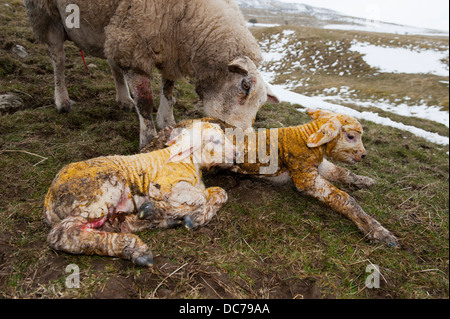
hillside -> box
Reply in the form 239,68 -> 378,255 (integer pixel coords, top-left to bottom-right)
237,0 -> 449,36
0,0 -> 448,300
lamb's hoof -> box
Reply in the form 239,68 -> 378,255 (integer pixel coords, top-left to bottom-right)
138,202 -> 156,220
369,229 -> 399,248
183,216 -> 193,230
354,176 -> 377,189
133,254 -> 154,267
383,235 -> 399,249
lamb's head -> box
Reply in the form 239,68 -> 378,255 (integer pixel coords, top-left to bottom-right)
167,121 -> 236,168
306,109 -> 367,164
197,56 -> 279,131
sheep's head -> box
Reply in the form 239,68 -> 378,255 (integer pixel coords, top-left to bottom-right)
197,56 -> 279,131
167,121 -> 236,168
306,109 -> 367,164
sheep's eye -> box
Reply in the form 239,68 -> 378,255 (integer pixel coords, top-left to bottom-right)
241,79 -> 251,92
213,139 -> 221,145
347,134 -> 355,140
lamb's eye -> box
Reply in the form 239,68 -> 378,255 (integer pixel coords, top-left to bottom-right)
241,79 -> 251,92
347,134 -> 355,140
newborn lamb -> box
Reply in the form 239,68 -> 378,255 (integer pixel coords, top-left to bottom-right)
44,122 -> 235,266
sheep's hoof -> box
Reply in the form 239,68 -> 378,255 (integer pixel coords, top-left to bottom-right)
117,97 -> 135,112
138,202 -> 156,220
183,216 -> 193,230
133,254 -> 154,267
56,99 -> 74,114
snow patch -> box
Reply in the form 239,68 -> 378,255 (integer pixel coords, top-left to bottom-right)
263,78 -> 449,146
351,42 -> 449,76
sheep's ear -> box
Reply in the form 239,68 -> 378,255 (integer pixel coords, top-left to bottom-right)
307,118 -> 342,148
228,56 -> 249,75
265,83 -> 280,104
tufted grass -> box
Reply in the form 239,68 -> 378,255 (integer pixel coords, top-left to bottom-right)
0,0 -> 448,299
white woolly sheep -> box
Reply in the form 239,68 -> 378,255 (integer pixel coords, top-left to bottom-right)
24,0 -> 279,149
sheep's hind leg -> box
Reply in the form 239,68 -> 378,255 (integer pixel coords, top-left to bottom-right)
47,215 -> 153,267
126,73 -> 157,150
47,28 -> 71,113
156,77 -> 176,129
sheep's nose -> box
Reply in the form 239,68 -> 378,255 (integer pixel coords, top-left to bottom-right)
361,154 -> 367,160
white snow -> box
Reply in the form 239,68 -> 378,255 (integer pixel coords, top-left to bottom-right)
256,27 -> 450,149
263,78 -> 450,146
246,22 -> 281,28
351,42 -> 449,76
315,92 -> 450,128
324,22 -> 449,37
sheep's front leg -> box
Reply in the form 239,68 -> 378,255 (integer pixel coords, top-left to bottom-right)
291,166 -> 398,246
156,77 -> 176,129
109,60 -> 134,111
47,216 -> 153,267
126,72 -> 157,150
319,159 -> 376,189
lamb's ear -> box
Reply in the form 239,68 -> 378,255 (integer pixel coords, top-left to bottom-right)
307,109 -> 334,120
166,128 -> 185,146
307,118 -> 342,148
168,146 -> 196,163
168,136 -> 202,162
167,126 -> 203,162
228,56 -> 249,75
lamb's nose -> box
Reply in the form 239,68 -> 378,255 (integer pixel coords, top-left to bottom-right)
361,154 -> 367,160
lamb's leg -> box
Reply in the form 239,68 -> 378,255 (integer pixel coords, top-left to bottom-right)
290,167 -> 398,247
127,184 -> 228,231
156,77 -> 176,129
47,215 -> 153,267
126,72 -> 157,150
47,29 -> 71,113
188,187 -> 228,229
318,159 -> 376,189
109,60 -> 134,111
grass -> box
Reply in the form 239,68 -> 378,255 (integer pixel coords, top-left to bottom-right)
0,0 -> 449,299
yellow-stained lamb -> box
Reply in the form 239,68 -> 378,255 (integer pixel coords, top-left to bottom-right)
144,110 -> 398,246
44,122 -> 235,266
